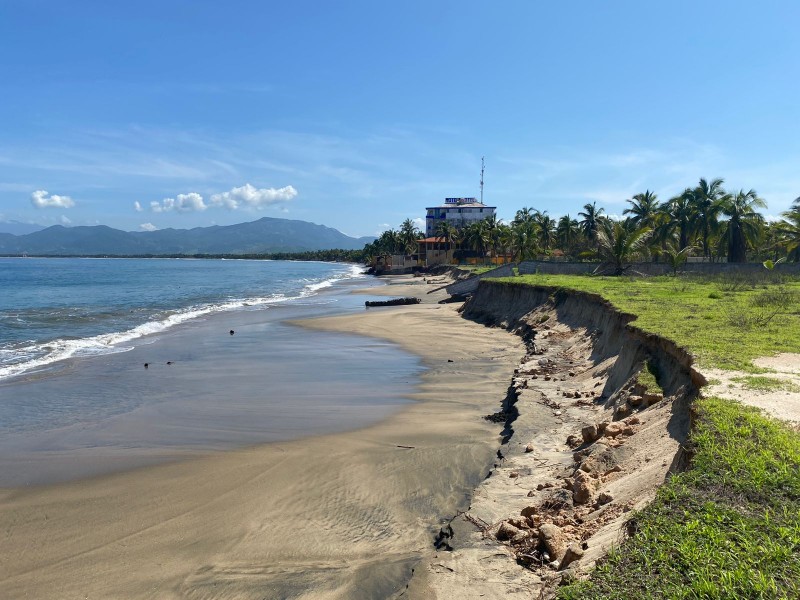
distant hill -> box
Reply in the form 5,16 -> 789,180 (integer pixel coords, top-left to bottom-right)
0,217 -> 374,256
0,220 -> 45,235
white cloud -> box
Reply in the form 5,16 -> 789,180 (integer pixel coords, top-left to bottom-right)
140,222 -> 158,231
764,214 -> 786,223
150,192 -> 207,213
209,183 -> 297,210
412,217 -> 425,229
145,185 -> 295,215
134,201 -> 143,212
60,215 -> 72,224
31,189 -> 75,209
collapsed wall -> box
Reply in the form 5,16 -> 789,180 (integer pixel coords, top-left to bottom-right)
407,280 -> 706,598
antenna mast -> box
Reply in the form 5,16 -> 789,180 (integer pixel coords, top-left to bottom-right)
480,156 -> 485,204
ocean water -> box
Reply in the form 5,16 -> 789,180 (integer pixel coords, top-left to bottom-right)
0,258 -> 423,486
0,257 -> 363,381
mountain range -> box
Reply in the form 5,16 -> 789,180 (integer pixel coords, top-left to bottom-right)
0,217 -> 374,256
0,220 -> 45,236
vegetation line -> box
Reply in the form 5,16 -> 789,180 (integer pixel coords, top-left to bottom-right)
494,274 -> 800,372
365,180 -> 800,267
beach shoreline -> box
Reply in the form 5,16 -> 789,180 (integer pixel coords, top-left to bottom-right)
0,271 -> 426,487
0,274 -> 525,599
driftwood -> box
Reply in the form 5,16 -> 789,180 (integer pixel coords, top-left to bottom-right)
365,297 -> 421,307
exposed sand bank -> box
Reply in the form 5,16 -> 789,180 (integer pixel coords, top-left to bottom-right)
0,275 -> 524,599
403,280 -> 799,599
405,280 -> 701,598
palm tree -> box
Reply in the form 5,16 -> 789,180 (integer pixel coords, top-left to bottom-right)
513,207 -> 537,227
482,214 -> 502,263
661,191 -> 694,250
556,215 -> 580,256
662,241 -> 695,275
375,229 -> 402,254
533,211 -> 556,252
495,223 -> 513,263
778,207 -> 800,261
595,219 -> 652,274
463,219 -> 490,264
623,190 -> 659,229
399,218 -> 422,254
434,221 -> 459,255
510,219 -> 538,262
578,201 -> 605,245
719,189 -> 766,262
690,178 -> 727,258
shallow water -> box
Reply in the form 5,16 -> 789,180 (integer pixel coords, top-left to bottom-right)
0,257 -> 363,381
0,262 -> 423,486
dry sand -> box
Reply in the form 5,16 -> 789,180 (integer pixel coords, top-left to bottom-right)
700,353 -> 800,425
0,275 -> 524,599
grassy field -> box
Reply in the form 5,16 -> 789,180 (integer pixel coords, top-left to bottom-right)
485,273 -> 800,599
495,273 -> 800,372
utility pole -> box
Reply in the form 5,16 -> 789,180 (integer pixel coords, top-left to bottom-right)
480,156 -> 485,204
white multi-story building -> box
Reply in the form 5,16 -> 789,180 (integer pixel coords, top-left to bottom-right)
425,197 -> 496,237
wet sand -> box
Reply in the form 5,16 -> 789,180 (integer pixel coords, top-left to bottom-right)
0,276 -> 524,599
0,297 -> 421,487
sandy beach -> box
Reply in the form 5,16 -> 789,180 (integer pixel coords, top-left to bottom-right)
0,275 -> 524,599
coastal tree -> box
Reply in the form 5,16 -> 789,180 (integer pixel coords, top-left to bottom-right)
434,221 -> 460,255
513,207 -> 537,227
533,211 -> 556,253
510,218 -> 538,262
495,223 -> 513,262
595,219 -> 652,274
556,214 -> 581,256
482,214 -> 503,262
623,190 -> 660,229
719,189 -> 766,263
463,219 -> 491,263
399,219 -> 422,255
778,198 -> 800,261
578,201 -> 605,247
661,191 -> 695,251
689,178 -> 727,258
663,241 -> 695,275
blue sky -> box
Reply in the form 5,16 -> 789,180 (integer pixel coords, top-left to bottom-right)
1,1 -> 799,238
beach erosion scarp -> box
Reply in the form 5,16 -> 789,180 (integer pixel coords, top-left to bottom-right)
405,278 -> 703,599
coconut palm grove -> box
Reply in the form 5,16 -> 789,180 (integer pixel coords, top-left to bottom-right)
363,178 -> 800,267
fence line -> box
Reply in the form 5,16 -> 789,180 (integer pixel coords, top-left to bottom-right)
516,260 -> 800,277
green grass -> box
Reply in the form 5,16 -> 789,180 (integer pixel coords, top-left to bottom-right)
492,274 -> 800,372
636,360 -> 662,394
558,397 -> 800,600
460,264 -> 500,275
732,376 -> 800,393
